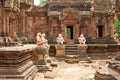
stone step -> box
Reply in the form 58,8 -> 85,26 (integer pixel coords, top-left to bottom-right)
65,52 -> 78,55
65,55 -> 79,63
65,55 -> 79,58
65,45 -> 78,47
65,45 -> 78,52
65,47 -> 78,50
64,44 -> 79,63
37,63 -> 52,71
65,50 -> 78,52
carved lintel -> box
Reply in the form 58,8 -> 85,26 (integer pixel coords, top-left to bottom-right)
20,2 -> 31,9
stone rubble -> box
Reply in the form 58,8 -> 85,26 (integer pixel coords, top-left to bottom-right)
34,59 -> 107,80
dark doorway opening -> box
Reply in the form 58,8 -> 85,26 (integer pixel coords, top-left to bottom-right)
97,25 -> 103,37
67,26 -> 73,39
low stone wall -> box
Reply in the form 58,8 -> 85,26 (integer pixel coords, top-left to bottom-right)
49,44 -> 120,57
87,44 -> 120,53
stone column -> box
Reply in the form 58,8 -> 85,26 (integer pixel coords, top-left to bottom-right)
76,23 -> 79,39
1,1 -> 5,35
110,15 -> 116,38
6,14 -> 9,35
22,9 -> 26,35
0,9 -> 2,33
88,16 -> 91,37
49,16 -> 53,37
104,21 -> 107,38
90,15 -> 96,39
2,8 -> 5,35
61,23 -> 66,40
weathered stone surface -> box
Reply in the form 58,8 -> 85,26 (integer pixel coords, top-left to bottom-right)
65,55 -> 79,63
95,54 -> 120,80
44,71 -> 56,79
51,62 -> 58,67
78,44 -> 88,53
0,45 -> 38,80
95,67 -> 120,80
0,0 -> 118,44
55,45 -> 65,57
25,0 -> 117,44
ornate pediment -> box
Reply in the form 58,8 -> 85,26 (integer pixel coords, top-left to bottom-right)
94,0 -> 116,13
4,0 -> 14,8
63,10 -> 80,20
20,0 -> 33,9
49,0 -> 91,12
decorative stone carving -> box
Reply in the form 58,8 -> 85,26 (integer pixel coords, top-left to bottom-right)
35,32 -> 51,70
55,33 -> 65,57
4,0 -> 13,8
56,33 -> 64,44
78,33 -> 86,45
36,32 -> 49,48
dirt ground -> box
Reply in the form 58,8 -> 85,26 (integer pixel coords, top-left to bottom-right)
33,58 -> 108,80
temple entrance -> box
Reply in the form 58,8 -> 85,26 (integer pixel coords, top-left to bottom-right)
97,25 -> 104,37
67,26 -> 73,39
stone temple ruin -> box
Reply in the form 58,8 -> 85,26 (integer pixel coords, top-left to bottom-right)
0,0 -> 120,80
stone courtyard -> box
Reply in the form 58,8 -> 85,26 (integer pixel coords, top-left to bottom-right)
0,0 -> 120,80
33,57 -> 107,80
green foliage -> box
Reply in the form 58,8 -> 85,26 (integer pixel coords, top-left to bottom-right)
39,0 -> 46,7
67,28 -> 71,36
116,18 -> 120,38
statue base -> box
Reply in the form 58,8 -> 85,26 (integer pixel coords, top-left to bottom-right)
34,46 -> 52,71
55,44 -> 65,57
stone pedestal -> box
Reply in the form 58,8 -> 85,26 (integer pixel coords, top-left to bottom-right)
78,44 -> 88,53
55,45 -> 65,57
0,45 -> 38,80
35,46 -> 50,64
35,46 -> 51,71
78,44 -> 88,61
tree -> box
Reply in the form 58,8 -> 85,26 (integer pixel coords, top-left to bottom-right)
116,18 -> 120,38
39,0 -> 46,7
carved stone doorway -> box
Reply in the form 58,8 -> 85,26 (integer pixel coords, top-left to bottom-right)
97,25 -> 104,38
66,26 -> 73,39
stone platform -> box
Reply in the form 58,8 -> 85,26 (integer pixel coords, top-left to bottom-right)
87,44 -> 120,53
49,44 -> 120,55
0,45 -> 38,80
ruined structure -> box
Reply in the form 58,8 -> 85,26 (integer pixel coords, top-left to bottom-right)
0,0 -> 38,80
95,54 -> 120,80
0,0 -> 34,46
26,0 -> 117,44
0,45 -> 38,80
95,1 -> 120,80
0,0 -> 118,44
117,0 -> 120,19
